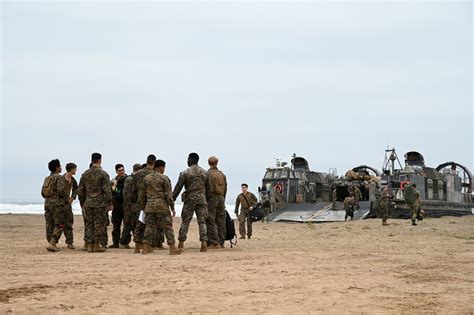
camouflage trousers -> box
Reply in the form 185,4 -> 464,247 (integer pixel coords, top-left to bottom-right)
178,201 -> 208,242
45,205 -> 65,243
63,205 -> 74,244
46,206 -> 65,242
144,212 -> 176,245
152,225 -> 165,248
120,204 -> 137,245
206,195 -> 226,245
133,210 -> 145,244
84,207 -> 107,244
101,214 -> 109,246
262,207 -> 271,223
238,208 -> 252,237
332,200 -> 337,210
409,203 -> 422,222
44,207 -> 54,242
379,201 -> 389,221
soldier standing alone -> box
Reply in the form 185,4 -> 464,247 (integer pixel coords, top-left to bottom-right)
120,163 -> 142,248
380,186 -> 394,226
235,184 -> 258,239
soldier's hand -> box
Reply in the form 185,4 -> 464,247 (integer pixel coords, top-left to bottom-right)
172,209 -> 176,217
249,206 -> 253,211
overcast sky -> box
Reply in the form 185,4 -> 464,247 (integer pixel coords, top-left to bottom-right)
1,1 -> 472,202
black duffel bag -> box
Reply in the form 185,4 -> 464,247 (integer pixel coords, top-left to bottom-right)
249,206 -> 264,222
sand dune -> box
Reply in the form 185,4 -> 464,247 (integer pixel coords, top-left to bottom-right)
0,214 -> 473,313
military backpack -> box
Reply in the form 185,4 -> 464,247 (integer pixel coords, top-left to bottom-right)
209,170 -> 226,196
41,175 -> 56,198
225,211 -> 237,248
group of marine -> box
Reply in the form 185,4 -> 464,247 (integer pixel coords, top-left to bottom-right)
333,183 -> 423,226
41,152 -> 261,254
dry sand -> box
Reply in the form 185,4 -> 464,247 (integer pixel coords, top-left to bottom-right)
0,214 -> 473,314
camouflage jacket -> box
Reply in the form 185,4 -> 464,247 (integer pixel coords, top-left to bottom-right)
123,175 -> 137,205
77,166 -> 112,208
135,167 -> 154,210
172,164 -> 209,205
63,174 -> 78,201
139,172 -> 174,213
44,173 -> 69,207
235,192 -> 258,212
380,189 -> 394,206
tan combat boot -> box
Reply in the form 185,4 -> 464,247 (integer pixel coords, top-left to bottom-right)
67,243 -> 75,250
134,242 -> 142,253
382,220 -> 390,226
178,241 -> 184,250
93,242 -> 106,253
82,242 -> 88,251
208,243 -> 221,250
87,243 -> 94,253
46,240 -> 61,252
200,241 -> 207,252
169,244 -> 182,255
142,242 -> 152,255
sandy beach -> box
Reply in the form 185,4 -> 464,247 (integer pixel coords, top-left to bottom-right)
0,214 -> 473,314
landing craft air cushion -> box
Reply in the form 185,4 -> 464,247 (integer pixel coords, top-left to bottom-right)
261,150 -> 474,223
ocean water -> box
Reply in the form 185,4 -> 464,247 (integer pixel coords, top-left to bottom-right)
0,202 -> 238,219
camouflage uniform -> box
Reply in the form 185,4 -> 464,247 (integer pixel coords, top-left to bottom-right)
409,189 -> 421,223
173,164 -> 209,242
353,186 -> 362,209
206,166 -> 227,246
343,197 -> 355,221
63,174 -> 78,245
120,174 -> 139,245
43,173 -> 69,243
261,197 -> 271,223
77,166 -> 112,244
111,175 -> 127,246
235,192 -> 258,238
380,189 -> 394,222
332,188 -> 337,210
139,172 -> 177,245
134,167 -> 154,244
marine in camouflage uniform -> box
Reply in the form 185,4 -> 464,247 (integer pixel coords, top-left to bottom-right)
206,156 -> 227,248
77,154 -> 113,253
331,188 -> 337,210
173,153 -> 209,252
42,159 -> 69,252
353,185 -> 362,210
235,184 -> 258,239
261,193 -> 271,223
139,160 -> 181,255
133,161 -> 155,252
343,196 -> 354,221
120,164 -> 141,247
409,186 -> 422,226
63,166 -> 78,249
380,187 -> 394,226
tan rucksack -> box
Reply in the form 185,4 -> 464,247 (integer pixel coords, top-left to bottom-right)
210,170 -> 226,195
41,175 -> 56,198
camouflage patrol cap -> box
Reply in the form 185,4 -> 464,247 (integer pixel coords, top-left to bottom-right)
133,163 -> 142,172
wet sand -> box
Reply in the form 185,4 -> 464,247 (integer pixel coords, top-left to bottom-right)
0,214 -> 473,313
